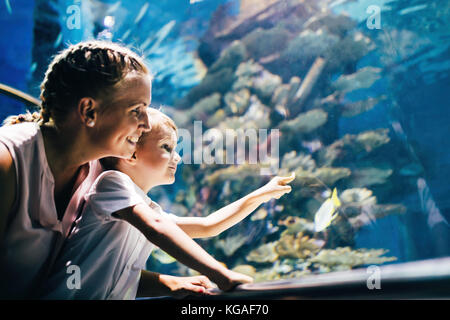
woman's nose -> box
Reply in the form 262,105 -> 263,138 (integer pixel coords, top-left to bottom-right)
140,110 -> 151,132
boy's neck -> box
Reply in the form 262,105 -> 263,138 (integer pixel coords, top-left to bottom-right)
122,168 -> 155,194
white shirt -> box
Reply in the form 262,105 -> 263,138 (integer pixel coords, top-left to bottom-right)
43,170 -> 175,300
0,122 -> 101,299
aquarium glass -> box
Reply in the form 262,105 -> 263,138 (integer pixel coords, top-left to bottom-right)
1,0 -> 449,282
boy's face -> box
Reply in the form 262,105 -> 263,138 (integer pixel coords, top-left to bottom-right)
135,125 -> 181,187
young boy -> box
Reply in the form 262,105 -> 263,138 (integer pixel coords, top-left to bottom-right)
43,108 -> 294,299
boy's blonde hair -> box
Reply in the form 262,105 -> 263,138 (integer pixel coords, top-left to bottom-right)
100,108 -> 177,170
146,107 -> 178,138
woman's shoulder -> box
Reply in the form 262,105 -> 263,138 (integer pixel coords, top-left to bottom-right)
0,122 -> 40,149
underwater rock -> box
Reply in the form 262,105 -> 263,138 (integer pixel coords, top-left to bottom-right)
212,0 -> 310,42
349,165 -> 393,188
324,31 -> 374,73
349,204 -> 407,230
309,247 -> 397,269
252,268 -> 282,282
275,231 -> 323,259
303,12 -> 356,38
242,26 -> 290,61
341,96 -> 386,118
340,188 -> 377,206
348,128 -> 391,152
281,29 -> 340,75
206,109 -> 227,128
209,40 -> 249,74
251,208 -> 268,221
318,129 -> 391,166
278,216 -> 315,235
232,60 -> 282,102
270,104 -> 289,125
235,59 -> 264,79
177,92 -> 221,125
246,241 -> 279,263
217,95 -> 271,131
215,233 -> 249,257
332,66 -> 383,94
280,151 -> 316,173
231,264 -> 257,277
288,56 -> 328,116
314,167 -> 351,186
224,88 -> 251,115
252,69 -> 283,102
280,108 -> 328,133
271,76 -> 301,108
181,68 -> 234,107
204,163 -> 262,185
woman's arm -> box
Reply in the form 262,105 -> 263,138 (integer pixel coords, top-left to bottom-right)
0,143 -> 16,243
115,203 -> 252,291
173,173 -> 295,238
136,270 -> 213,298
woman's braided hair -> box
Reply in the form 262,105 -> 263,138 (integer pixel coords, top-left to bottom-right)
4,40 -> 149,126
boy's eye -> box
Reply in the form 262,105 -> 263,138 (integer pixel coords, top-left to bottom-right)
162,144 -> 172,152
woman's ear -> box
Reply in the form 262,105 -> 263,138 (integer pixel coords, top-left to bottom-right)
78,97 -> 98,127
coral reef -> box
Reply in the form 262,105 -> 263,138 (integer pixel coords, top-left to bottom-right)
151,0 -> 421,282
309,247 -> 397,270
246,242 -> 279,264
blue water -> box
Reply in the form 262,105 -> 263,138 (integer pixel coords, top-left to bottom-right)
1,0 -> 449,280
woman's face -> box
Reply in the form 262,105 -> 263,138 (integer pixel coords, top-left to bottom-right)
135,125 -> 181,188
91,73 -> 152,159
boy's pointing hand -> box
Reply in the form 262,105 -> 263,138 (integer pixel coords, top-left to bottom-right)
256,172 -> 295,203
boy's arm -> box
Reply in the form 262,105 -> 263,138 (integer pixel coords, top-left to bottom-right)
115,203 -> 252,291
173,173 -> 295,238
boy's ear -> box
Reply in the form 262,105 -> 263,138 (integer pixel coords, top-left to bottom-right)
123,152 -> 138,165
78,97 -> 98,127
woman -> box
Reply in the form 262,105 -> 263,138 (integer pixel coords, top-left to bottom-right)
0,40 -> 152,299
0,40 -> 252,299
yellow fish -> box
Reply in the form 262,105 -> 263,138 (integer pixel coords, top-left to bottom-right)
314,188 -> 341,232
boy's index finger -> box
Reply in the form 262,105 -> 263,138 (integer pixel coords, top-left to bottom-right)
279,172 -> 296,184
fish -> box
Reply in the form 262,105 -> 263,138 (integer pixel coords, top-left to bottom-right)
399,4 -> 428,16
5,0 -> 11,14
144,20 -> 176,55
417,178 -> 448,228
53,32 -> 63,49
314,188 -> 341,232
134,2 -> 149,24
106,1 -> 121,15
190,0 -> 204,4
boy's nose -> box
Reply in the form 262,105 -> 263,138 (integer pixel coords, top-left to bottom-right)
174,151 -> 181,163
